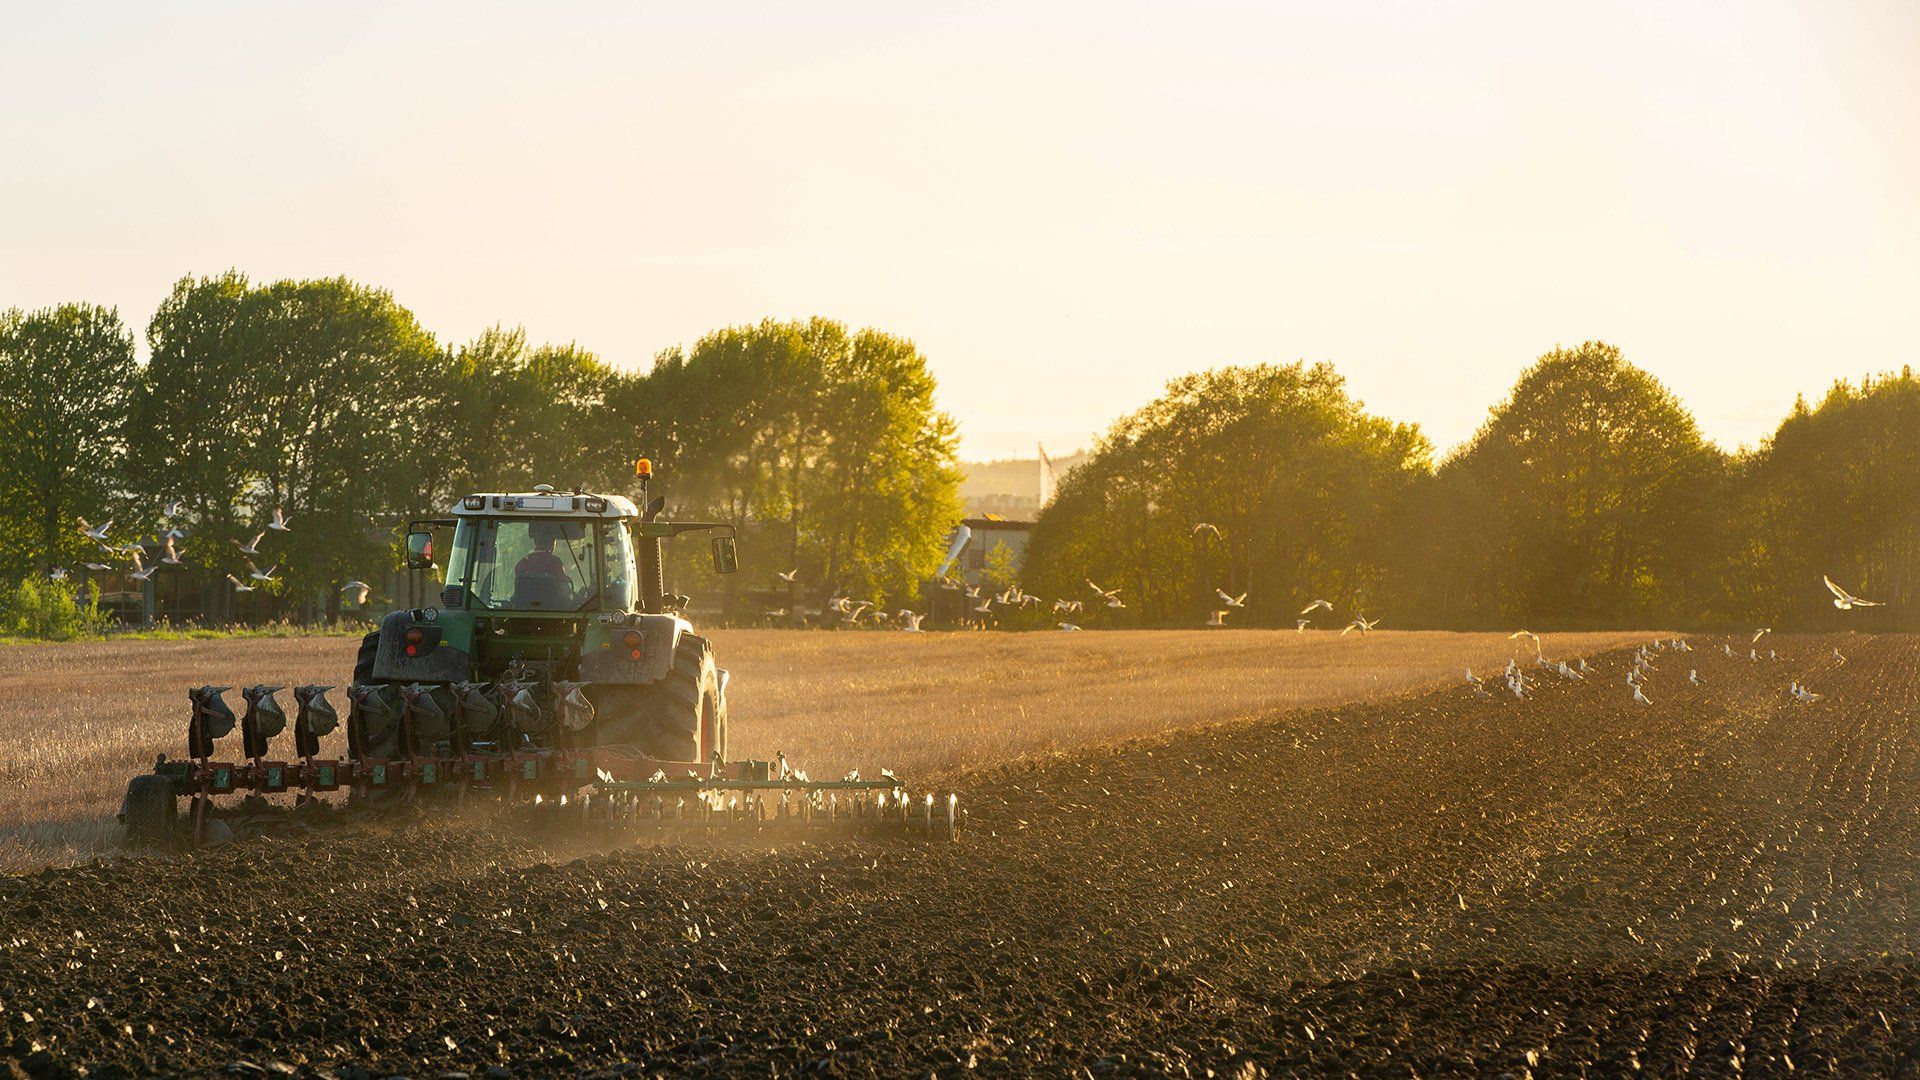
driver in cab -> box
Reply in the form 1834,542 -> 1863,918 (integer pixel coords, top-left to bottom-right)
514,522 -> 574,606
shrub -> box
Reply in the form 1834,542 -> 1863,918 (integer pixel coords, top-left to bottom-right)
0,577 -> 111,641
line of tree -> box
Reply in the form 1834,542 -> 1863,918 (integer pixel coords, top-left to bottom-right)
1027,343 -> 1920,631
0,274 -> 960,620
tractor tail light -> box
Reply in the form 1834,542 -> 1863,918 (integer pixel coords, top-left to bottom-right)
405,627 -> 424,656
623,630 -> 643,660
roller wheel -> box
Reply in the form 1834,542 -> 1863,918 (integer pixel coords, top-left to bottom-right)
591,633 -> 725,764
119,774 -> 178,848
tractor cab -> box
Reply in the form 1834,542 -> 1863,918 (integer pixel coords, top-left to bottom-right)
380,471 -> 737,684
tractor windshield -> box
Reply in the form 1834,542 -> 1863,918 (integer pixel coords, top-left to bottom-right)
464,518 -> 605,611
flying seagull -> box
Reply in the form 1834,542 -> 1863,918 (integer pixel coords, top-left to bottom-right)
1216,589 -> 1247,608
1191,523 -> 1221,540
77,518 -> 112,543
162,500 -> 184,518
777,568 -> 800,584
1824,575 -> 1883,610
268,507 -> 293,532
225,573 -> 257,593
1300,599 -> 1333,615
247,560 -> 280,583
230,532 -> 265,556
1086,579 -> 1122,602
160,535 -> 185,566
341,580 -> 371,605
1296,618 -> 1310,633
1205,610 -> 1229,627
1752,628 -> 1772,644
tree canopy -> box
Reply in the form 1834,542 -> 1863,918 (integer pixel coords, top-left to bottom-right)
1024,362 -> 1431,625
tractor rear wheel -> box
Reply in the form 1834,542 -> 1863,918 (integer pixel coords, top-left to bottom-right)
352,630 -> 379,683
592,633 -> 725,764
119,774 -> 177,848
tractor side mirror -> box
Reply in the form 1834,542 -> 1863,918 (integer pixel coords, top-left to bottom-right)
404,531 -> 435,570
710,536 -> 738,576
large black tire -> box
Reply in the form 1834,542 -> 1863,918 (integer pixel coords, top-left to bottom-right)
352,630 -> 379,683
591,633 -> 725,764
119,774 -> 178,848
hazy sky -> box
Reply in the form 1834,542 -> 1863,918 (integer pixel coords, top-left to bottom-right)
3,3 -> 1916,460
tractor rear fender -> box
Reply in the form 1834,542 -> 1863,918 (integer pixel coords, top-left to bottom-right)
369,608 -> 474,683
578,612 -> 688,686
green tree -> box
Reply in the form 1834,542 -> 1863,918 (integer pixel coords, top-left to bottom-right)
0,303 -> 137,577
1426,342 -> 1725,628
1024,362 -> 1431,625
642,319 -> 961,610
1739,369 -> 1920,628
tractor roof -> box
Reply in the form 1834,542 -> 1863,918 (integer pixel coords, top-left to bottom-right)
452,486 -> 639,519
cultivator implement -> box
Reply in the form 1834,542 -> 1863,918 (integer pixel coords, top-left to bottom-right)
126,684 -> 961,847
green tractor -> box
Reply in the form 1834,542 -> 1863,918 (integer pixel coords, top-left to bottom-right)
119,463 -> 955,846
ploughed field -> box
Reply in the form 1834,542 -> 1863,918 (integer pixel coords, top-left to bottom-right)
3,632 -> 1917,1076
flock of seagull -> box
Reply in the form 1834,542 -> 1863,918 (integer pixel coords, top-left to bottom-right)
1466,575 -> 1882,709
54,505 -> 374,605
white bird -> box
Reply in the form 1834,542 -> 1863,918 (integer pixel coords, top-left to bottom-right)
1632,684 -> 1652,706
1105,597 -> 1126,610
1216,589 -> 1247,608
1723,643 -> 1734,657
77,518 -> 112,543
1205,610 -> 1229,627
268,507 -> 293,532
1341,615 -> 1379,636
1750,648 -> 1759,661
82,562 -> 112,572
47,567 -> 67,581
1295,618 -> 1310,633
162,500 -> 184,518
1577,658 -> 1592,674
1058,622 -> 1081,631
1689,669 -> 1702,686
898,610 -> 925,631
341,580 -> 371,605
230,532 -> 265,557
1300,599 -> 1333,615
1752,627 -> 1772,644
1825,575 -> 1883,610
1472,683 -> 1494,699
248,560 -> 280,582
1053,598 -> 1083,614
225,573 -> 257,593
1509,629 -> 1542,656
1086,579 -> 1122,602
160,535 -> 185,566
1465,668 -> 1482,685
1557,660 -> 1583,681
1833,647 -> 1847,666
128,548 -> 157,582
777,568 -> 800,584
1191,523 -> 1221,540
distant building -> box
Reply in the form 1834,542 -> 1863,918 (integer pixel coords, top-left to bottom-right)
959,515 -> 1035,585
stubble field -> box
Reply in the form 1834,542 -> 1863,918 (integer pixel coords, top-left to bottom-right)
7,630 -> 1918,1076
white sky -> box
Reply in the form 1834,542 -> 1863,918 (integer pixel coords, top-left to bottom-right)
3,2 -> 1916,460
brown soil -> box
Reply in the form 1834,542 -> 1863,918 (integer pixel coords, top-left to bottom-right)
2,633 -> 1913,1077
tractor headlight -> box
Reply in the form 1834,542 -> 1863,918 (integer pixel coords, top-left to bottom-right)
584,497 -> 607,513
